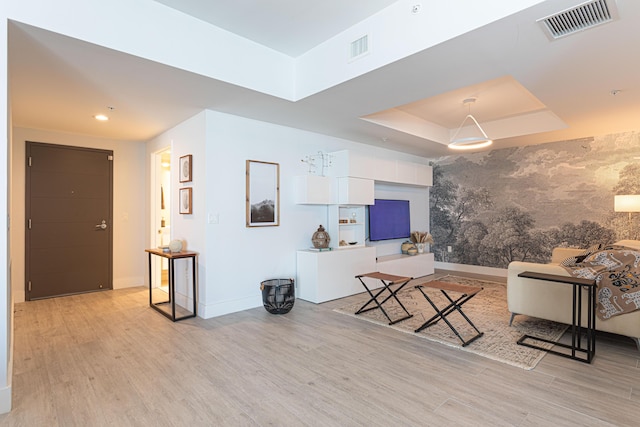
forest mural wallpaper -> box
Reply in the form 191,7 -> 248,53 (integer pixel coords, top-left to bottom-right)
430,131 -> 640,268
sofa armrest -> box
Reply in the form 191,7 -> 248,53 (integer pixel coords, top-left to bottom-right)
614,240 -> 640,250
507,261 -> 574,324
550,247 -> 584,264
507,261 -> 571,282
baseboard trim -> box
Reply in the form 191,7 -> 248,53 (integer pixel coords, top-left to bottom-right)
0,384 -> 12,414
13,290 -> 24,304
435,261 -> 507,278
113,276 -> 144,289
198,295 -> 262,319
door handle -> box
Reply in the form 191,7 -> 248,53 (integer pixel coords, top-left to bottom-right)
96,220 -> 107,230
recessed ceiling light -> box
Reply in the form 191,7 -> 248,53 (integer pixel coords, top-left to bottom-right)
94,114 -> 109,121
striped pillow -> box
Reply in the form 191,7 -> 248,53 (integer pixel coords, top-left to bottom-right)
560,254 -> 588,267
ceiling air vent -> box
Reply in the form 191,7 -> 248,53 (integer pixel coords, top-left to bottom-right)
349,35 -> 369,61
537,0 -> 618,40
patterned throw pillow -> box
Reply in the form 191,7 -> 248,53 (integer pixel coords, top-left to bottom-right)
560,254 -> 589,267
561,243 -> 604,266
581,243 -> 602,255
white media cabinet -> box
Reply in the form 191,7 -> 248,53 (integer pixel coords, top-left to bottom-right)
376,252 -> 434,278
295,149 -> 434,304
296,248 -> 434,303
296,247 -> 376,303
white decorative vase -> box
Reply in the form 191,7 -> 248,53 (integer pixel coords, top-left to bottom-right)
169,239 -> 183,253
415,243 -> 426,254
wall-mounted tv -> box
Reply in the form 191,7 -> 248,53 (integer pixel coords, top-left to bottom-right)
368,199 -> 411,241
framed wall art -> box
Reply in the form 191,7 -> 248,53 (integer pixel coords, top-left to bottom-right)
179,154 -> 192,183
246,160 -> 280,227
179,187 -> 192,214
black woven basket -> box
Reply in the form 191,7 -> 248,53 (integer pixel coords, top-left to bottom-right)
260,278 -> 295,314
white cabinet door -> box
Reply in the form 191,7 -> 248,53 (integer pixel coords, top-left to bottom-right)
293,175 -> 332,204
376,252 -> 435,278
336,177 -> 374,205
296,247 -> 377,303
329,150 -> 432,187
416,164 -> 433,186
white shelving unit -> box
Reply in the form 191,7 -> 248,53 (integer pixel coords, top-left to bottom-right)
328,205 -> 366,249
293,150 -> 434,304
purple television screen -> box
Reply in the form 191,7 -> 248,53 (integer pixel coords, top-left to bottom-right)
368,199 -> 411,241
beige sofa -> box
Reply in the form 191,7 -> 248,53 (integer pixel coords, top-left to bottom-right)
507,240 -> 640,350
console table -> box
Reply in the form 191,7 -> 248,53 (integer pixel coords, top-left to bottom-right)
516,271 -> 596,363
146,249 -> 197,321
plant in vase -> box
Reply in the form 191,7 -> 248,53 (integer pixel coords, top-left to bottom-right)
410,231 -> 434,254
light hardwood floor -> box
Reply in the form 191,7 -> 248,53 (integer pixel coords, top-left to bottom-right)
1,271 -> 639,426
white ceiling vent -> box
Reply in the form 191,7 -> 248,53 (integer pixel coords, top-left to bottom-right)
349,35 -> 369,61
538,0 -> 618,40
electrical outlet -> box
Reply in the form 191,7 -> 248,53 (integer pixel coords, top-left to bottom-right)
447,246 -> 452,253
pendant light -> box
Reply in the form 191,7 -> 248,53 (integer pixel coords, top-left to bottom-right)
449,98 -> 493,150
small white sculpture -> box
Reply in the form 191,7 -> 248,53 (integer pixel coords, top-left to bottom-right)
169,239 -> 183,253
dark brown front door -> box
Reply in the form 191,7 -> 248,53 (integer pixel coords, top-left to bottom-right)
26,142 -> 113,300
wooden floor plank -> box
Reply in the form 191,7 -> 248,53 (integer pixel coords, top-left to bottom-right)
1,270 -> 639,426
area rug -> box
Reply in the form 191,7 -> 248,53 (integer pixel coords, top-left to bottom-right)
333,275 -> 568,370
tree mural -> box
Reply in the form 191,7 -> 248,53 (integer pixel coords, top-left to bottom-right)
613,163 -> 640,194
430,132 -> 640,269
612,163 -> 640,240
547,221 -> 616,249
429,164 -> 458,259
478,207 -> 536,267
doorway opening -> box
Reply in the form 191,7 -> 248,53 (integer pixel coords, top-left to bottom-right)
152,147 -> 171,291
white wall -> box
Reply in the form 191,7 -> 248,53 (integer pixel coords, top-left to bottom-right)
0,6 -> 11,412
146,111 -> 207,311
11,128 -> 147,302
152,110 -> 431,319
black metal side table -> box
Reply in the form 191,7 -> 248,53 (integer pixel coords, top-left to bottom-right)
146,249 -> 197,321
516,271 -> 596,363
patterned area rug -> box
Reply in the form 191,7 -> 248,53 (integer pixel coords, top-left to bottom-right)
334,275 -> 568,370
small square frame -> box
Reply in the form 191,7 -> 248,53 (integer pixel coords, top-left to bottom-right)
179,187 -> 192,214
179,154 -> 192,183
